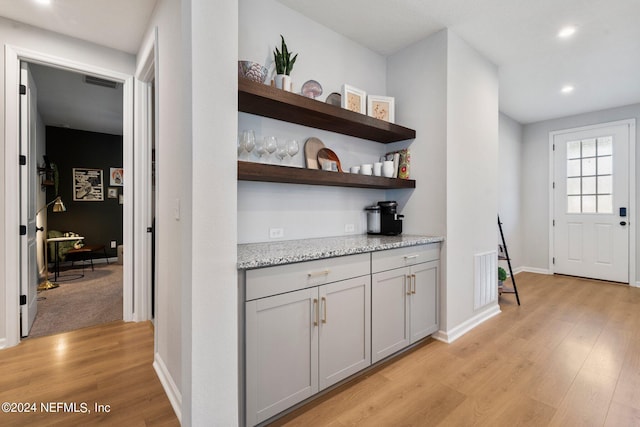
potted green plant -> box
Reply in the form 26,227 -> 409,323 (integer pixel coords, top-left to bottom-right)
273,35 -> 297,91
498,266 -> 507,287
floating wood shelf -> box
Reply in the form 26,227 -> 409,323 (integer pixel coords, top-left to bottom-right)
238,161 -> 416,190
238,79 -> 416,143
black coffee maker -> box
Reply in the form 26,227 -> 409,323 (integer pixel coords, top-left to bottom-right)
378,201 -> 403,235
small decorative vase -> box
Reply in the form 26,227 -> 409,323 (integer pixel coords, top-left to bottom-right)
274,74 -> 292,91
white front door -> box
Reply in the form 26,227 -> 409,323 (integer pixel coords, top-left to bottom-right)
553,122 -> 632,283
20,62 -> 39,336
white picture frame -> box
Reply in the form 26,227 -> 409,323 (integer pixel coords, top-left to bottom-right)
367,95 -> 395,123
341,84 -> 367,114
73,168 -> 104,201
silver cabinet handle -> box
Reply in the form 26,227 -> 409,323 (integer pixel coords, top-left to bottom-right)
308,269 -> 330,278
404,254 -> 419,260
411,274 -> 416,294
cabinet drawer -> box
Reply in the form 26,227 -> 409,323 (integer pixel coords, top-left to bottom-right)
371,244 -> 439,273
246,253 -> 370,301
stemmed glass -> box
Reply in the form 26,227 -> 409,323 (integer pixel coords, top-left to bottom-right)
275,139 -> 288,163
286,139 -> 299,165
239,130 -> 255,160
264,136 -> 277,162
254,137 -> 267,162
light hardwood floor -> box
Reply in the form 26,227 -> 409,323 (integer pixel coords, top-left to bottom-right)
0,321 -> 178,426
273,272 -> 640,426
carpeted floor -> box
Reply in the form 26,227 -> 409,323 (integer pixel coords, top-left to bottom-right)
27,263 -> 123,338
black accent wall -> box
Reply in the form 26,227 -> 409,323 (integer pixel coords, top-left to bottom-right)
46,126 -> 123,258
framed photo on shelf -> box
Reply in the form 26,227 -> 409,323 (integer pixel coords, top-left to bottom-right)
341,84 -> 366,114
107,187 -> 118,199
367,95 -> 395,123
73,168 -> 104,201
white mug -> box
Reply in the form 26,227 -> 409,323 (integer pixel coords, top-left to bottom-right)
382,160 -> 395,177
361,164 -> 373,175
350,166 -> 360,174
322,160 -> 336,171
373,162 -> 382,176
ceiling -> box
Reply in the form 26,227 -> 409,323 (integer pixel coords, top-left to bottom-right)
1,0 -> 639,126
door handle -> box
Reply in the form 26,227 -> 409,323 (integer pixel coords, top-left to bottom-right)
313,298 -> 318,326
620,221 -> 627,226
406,275 -> 412,295
321,297 -> 327,324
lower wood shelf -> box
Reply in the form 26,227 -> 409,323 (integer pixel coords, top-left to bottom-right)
237,161 -> 416,190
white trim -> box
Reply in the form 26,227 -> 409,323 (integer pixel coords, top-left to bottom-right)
0,338 -> 6,350
132,27 -> 157,323
633,282 -> 640,288
3,44 -> 135,346
431,304 -> 501,343
519,266 -> 552,275
549,119 -> 636,285
153,352 -> 182,423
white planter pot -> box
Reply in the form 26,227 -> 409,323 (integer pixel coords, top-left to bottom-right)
274,74 -> 292,91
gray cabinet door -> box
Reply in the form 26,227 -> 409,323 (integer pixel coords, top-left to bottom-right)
245,288 -> 318,426
409,260 -> 439,343
371,268 -> 410,363
319,276 -> 371,390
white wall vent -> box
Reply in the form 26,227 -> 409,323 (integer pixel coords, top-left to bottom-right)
474,251 -> 498,310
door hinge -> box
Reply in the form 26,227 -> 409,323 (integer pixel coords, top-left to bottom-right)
19,155 -> 26,165
553,219 -> 555,226
20,295 -> 26,305
19,225 -> 26,235
19,84 -> 26,95
553,257 -> 555,265
552,181 -> 555,189
553,143 -> 555,151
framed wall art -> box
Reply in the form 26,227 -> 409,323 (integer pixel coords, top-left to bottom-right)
107,187 -> 118,199
341,84 -> 366,114
110,167 -> 124,186
367,95 -> 395,123
73,168 -> 104,201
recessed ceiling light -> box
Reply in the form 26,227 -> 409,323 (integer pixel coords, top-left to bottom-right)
34,0 -> 52,5
561,85 -> 575,94
558,26 -> 576,38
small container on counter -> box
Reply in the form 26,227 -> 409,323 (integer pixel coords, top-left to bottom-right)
365,205 -> 381,234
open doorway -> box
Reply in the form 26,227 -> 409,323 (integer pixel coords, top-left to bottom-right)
23,62 -> 124,338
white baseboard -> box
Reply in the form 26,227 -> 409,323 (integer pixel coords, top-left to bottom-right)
519,266 -> 552,275
153,352 -> 182,423
432,304 -> 501,344
633,282 -> 640,288
0,338 -> 6,350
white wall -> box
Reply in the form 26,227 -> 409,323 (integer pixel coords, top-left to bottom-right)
498,112 -> 523,271
0,17 -> 135,348
445,31 -> 499,330
238,0 -> 391,243
389,29 -> 499,337
182,0 -> 239,425
522,103 -> 640,275
137,0 -> 184,419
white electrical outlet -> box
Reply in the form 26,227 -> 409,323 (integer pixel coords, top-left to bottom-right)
269,228 -> 284,239
110,241 -> 117,249
344,224 -> 355,233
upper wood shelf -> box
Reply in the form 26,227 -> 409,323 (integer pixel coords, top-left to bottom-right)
238,79 -> 416,143
238,161 -> 416,190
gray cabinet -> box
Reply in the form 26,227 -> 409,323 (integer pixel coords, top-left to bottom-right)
371,245 -> 439,363
245,255 -> 370,426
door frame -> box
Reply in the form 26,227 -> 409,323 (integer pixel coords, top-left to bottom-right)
548,119 -> 637,285
3,45 -> 136,347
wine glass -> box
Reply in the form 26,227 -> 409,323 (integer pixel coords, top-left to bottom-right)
264,136 -> 277,162
254,137 -> 267,161
237,134 -> 244,157
286,139 -> 299,165
275,139 -> 288,163
240,130 -> 255,160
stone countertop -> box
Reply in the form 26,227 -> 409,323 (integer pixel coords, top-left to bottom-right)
237,234 -> 444,270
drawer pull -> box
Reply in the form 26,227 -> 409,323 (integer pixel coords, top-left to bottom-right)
404,254 -> 419,260
308,269 -> 330,278
313,298 -> 318,326
321,297 -> 327,324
